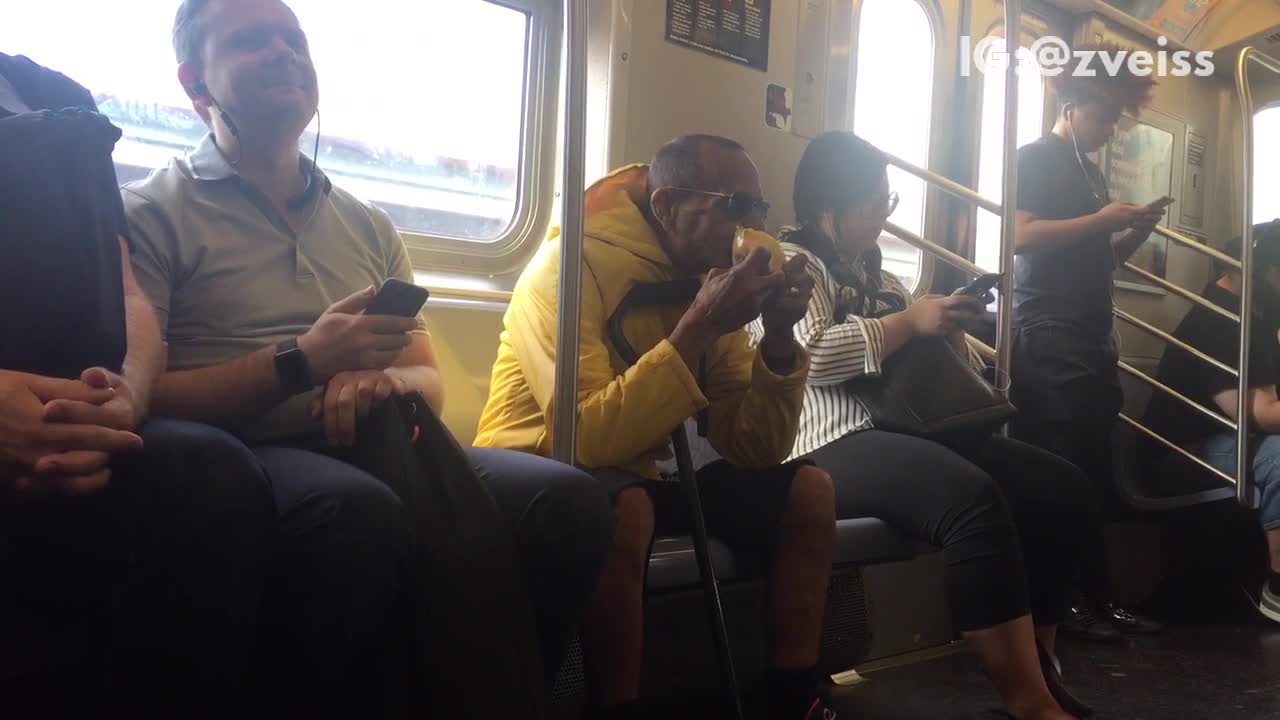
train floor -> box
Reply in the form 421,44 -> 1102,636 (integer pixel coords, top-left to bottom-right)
833,590 -> 1280,719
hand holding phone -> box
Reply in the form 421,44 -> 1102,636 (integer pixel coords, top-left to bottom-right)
299,281 -> 424,386
1146,195 -> 1175,211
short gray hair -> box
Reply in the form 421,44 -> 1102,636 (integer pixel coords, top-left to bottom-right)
173,0 -> 215,66
647,134 -> 745,194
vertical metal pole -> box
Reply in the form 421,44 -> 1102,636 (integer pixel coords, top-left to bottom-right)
1236,48 -> 1257,506
553,0 -> 588,464
996,0 -> 1021,401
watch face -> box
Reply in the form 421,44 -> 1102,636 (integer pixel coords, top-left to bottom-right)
276,345 -> 310,394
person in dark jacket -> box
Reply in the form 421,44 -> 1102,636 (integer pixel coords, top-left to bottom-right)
1,52 -> 280,719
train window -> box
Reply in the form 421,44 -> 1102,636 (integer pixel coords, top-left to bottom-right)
2,0 -> 536,252
852,0 -> 934,290
1256,105 -> 1280,225
974,40 -> 1046,273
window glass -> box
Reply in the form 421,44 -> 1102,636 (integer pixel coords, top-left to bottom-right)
1256,105 -> 1280,225
2,0 -> 530,242
852,0 -> 934,289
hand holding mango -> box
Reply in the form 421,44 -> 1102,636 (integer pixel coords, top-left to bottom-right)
733,227 -> 785,274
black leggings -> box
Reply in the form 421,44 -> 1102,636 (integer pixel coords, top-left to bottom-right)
810,430 -> 1091,631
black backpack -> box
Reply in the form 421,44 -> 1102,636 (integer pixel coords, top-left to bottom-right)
0,58 -> 127,379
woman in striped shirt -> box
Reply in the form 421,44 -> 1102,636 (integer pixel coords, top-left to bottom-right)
767,131 -> 1094,720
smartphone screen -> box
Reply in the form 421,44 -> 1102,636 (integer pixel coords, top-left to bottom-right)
366,279 -> 429,317
955,273 -> 1002,297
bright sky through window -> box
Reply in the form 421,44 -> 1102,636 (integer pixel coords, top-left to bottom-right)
853,0 -> 933,290
2,0 -> 530,241
1256,106 -> 1280,226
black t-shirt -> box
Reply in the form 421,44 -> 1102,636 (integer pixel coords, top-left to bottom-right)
1014,134 -> 1115,339
1145,282 -> 1280,448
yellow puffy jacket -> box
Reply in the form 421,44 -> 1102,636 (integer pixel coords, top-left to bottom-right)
473,165 -> 809,479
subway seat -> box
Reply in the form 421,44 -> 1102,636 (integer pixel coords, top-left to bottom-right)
646,517 -> 928,590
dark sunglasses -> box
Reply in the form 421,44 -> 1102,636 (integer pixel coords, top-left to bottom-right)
666,187 -> 771,221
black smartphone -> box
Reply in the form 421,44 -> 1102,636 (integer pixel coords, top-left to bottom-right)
953,273 -> 1003,298
366,278 -> 429,317
1147,195 -> 1175,210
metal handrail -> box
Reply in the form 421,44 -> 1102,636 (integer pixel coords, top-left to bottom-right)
969,332 -> 1237,488
1154,225 -> 1240,270
884,221 -> 986,277
1117,414 -> 1236,486
1113,308 -> 1237,378
1118,361 -> 1236,433
552,0 -> 587,464
1235,46 -> 1280,505
881,150 -> 1004,216
995,0 -> 1020,409
1123,262 -> 1240,323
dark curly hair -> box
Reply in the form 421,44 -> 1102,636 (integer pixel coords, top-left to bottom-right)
1048,42 -> 1157,115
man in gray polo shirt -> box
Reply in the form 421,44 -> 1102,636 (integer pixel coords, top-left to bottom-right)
121,0 -> 612,714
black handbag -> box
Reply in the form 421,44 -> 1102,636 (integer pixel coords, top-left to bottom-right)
346,395 -> 550,719
848,335 -> 1015,439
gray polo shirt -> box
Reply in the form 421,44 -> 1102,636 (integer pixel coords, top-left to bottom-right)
123,134 -> 429,443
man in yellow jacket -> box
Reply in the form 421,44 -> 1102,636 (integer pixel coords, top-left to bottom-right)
476,134 -> 837,719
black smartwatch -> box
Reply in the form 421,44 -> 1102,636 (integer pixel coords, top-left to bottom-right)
273,337 -> 313,396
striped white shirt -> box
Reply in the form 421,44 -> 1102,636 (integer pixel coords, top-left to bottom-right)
749,238 -> 986,459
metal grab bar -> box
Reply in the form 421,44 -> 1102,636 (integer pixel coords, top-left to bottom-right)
967,335 -> 1237,488
881,150 -> 1004,216
1118,360 -> 1236,433
1123,262 -> 1241,323
1154,225 -> 1241,270
996,0 -> 1021,407
1236,46 -> 1280,505
552,0 -> 588,464
884,221 -> 986,277
1113,308 -> 1237,378
1118,414 -> 1236,486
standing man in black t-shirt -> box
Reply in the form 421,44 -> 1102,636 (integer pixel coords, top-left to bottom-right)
1009,44 -> 1168,641
1146,222 -> 1280,623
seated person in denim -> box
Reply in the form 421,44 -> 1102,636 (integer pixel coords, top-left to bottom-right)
1145,220 -> 1280,624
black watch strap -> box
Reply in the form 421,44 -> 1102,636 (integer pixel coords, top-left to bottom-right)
274,337 -> 313,396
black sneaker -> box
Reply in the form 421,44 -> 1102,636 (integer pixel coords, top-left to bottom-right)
1037,642 -> 1094,718
1258,581 -> 1280,624
1101,602 -> 1163,634
1062,604 -> 1123,643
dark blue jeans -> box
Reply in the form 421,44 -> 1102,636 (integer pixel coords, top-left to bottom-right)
3,422 -> 610,719
2,419 -> 276,719
1200,433 -> 1280,531
251,443 -> 613,697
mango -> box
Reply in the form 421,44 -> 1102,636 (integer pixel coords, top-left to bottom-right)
732,227 -> 785,273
